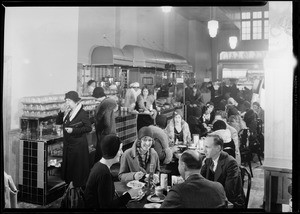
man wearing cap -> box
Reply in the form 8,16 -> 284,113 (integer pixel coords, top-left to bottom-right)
118,126 -> 160,182
84,134 -> 140,209
92,87 -> 118,163
124,82 -> 141,112
56,91 -> 92,188
161,150 -> 228,208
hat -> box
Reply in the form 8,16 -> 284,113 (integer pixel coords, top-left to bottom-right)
131,82 -> 140,88
228,97 -> 238,106
212,120 -> 227,131
138,127 -> 153,139
65,91 -> 81,103
92,87 -> 106,98
173,109 -> 183,118
101,134 -> 122,159
211,129 -> 232,143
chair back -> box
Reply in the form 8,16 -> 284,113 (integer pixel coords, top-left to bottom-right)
240,165 -> 251,208
223,147 -> 235,158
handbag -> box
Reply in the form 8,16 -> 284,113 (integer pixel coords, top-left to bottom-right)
60,182 -> 85,209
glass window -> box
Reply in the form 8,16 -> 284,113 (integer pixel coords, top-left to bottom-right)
253,11 -> 262,19
264,11 -> 269,18
242,21 -> 251,40
242,12 -> 250,19
264,20 -> 269,39
253,20 -> 262,40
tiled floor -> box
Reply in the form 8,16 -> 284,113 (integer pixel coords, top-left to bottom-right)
17,158 -> 265,209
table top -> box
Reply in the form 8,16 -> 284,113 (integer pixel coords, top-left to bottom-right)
115,181 -> 157,208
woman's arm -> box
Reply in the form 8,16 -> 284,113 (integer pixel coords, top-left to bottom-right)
70,111 -> 92,134
56,111 -> 65,125
118,151 -> 136,182
182,121 -> 192,144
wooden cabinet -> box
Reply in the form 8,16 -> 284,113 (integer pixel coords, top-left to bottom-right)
264,158 -> 292,212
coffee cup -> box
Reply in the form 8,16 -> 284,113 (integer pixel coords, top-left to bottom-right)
155,186 -> 164,197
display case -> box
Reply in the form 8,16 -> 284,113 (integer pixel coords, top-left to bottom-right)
18,137 -> 67,205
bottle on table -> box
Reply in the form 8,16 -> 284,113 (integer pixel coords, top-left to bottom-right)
147,163 -> 155,195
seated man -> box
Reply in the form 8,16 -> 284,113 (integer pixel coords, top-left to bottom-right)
118,126 -> 160,182
201,134 -> 245,208
213,110 -> 241,165
161,150 -> 228,208
84,134 -> 140,209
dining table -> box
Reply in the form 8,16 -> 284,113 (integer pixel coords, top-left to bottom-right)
114,181 -> 162,208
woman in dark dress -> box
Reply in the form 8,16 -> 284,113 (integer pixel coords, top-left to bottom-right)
56,91 -> 92,188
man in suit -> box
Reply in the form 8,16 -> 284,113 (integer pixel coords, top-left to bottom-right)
201,134 -> 245,208
160,150 -> 228,208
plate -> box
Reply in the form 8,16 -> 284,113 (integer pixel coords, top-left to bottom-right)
130,190 -> 146,201
188,146 -> 197,150
147,194 -> 165,203
144,203 -> 161,208
127,180 -> 145,189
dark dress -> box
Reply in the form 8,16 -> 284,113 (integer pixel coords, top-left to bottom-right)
84,162 -> 131,209
56,106 -> 92,187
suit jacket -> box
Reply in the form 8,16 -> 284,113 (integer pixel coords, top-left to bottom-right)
160,174 -> 227,208
200,151 -> 245,208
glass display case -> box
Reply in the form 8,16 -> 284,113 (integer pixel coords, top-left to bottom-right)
18,137 -> 66,206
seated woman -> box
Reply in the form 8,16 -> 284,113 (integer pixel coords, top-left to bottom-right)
187,107 -> 209,137
84,134 -> 140,209
136,86 -> 157,132
165,109 -> 191,145
228,114 -> 247,134
200,102 -> 215,126
211,120 -> 236,159
118,127 -> 160,182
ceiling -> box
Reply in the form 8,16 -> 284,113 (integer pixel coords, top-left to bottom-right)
174,5 -> 269,30
174,7 -> 242,30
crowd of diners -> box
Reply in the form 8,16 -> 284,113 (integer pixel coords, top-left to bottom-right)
56,78 -> 264,209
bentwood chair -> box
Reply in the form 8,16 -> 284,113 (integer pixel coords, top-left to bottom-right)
240,165 -> 252,208
239,129 -> 253,177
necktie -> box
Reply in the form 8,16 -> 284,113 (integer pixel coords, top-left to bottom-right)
210,162 -> 215,172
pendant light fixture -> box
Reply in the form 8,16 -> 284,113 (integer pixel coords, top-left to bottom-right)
161,6 -> 172,13
229,36 -> 238,49
208,7 -> 219,38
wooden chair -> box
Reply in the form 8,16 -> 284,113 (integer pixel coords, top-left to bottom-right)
239,129 -> 253,177
240,165 -> 252,208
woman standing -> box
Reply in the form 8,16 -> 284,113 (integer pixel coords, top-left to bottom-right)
136,86 -> 157,132
56,91 -> 92,188
92,87 -> 118,163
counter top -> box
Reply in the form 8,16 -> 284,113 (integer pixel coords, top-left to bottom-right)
263,158 -> 292,172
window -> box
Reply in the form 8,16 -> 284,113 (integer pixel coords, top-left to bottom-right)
253,20 -> 262,40
264,20 -> 269,39
241,10 -> 269,40
242,21 -> 251,40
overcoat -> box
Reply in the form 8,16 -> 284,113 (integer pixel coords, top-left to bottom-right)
56,103 -> 92,187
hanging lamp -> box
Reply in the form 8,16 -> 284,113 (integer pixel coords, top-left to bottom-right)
229,36 -> 238,49
208,7 -> 219,38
